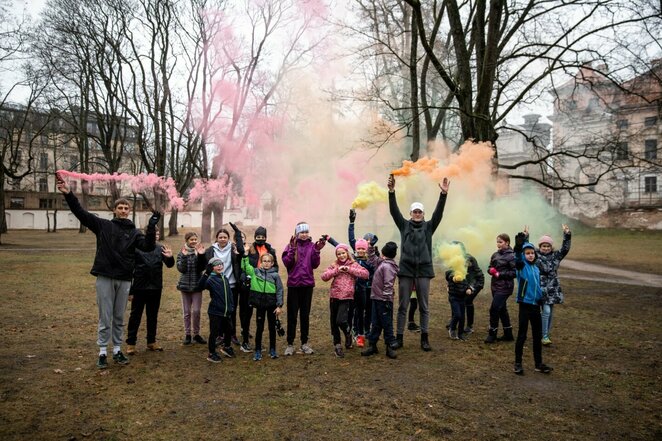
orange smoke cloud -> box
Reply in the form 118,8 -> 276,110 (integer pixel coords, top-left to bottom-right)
391,157 -> 439,176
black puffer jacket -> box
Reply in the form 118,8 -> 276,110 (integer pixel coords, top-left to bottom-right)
389,191 -> 447,278
177,250 -> 205,292
64,192 -> 156,281
131,244 -> 175,291
445,255 -> 485,298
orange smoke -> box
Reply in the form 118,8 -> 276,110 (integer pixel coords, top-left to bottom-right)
391,157 -> 439,176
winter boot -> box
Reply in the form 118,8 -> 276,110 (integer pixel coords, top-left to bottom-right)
500,327 -> 514,342
421,333 -> 432,352
385,343 -> 397,359
361,341 -> 379,357
392,334 -> 404,350
484,328 -> 498,344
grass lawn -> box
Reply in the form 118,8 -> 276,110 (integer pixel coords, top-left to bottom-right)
0,229 -> 660,440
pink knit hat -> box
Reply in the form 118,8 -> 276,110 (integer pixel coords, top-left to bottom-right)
335,243 -> 351,253
538,235 -> 554,247
355,239 -> 369,250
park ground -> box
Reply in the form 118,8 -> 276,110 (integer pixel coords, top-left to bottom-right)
0,227 -> 660,440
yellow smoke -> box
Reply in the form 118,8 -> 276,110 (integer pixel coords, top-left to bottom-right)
351,181 -> 388,209
438,242 -> 467,281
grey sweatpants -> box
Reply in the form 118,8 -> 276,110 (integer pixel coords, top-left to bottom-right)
396,277 -> 431,334
96,276 -> 131,348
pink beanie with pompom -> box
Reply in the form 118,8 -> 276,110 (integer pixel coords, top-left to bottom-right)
538,235 -> 554,247
355,239 -> 369,250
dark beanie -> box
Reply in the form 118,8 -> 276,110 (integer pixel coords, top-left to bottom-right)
381,241 -> 398,259
255,226 -> 267,238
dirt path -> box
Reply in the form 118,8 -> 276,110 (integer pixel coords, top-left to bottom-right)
561,259 -> 662,288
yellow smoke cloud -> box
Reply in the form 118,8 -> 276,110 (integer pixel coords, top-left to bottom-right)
438,242 -> 467,281
351,181 -> 388,209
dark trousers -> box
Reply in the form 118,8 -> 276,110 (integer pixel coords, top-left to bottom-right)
330,299 -> 351,345
408,297 -> 418,322
239,288 -> 253,343
367,300 -> 395,345
255,306 -> 277,351
126,289 -> 162,345
515,303 -> 543,366
489,293 -> 512,330
448,296 -> 465,334
286,286 -> 314,345
208,313 -> 232,354
465,292 -> 478,328
230,286 -> 240,338
352,286 -> 368,335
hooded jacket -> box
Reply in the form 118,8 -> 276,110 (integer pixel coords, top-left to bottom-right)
515,242 -> 543,305
241,256 -> 284,309
488,247 -> 517,296
445,254 -> 485,298
131,244 -> 175,291
536,232 -> 572,305
321,259 -> 370,300
282,237 -> 321,287
199,272 -> 234,317
388,191 -> 447,278
370,258 -> 399,302
64,192 -> 156,281
176,249 -> 205,292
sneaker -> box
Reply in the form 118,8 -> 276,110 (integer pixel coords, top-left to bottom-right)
113,351 -> 129,365
284,345 -> 295,356
220,346 -> 236,358
464,326 -> 474,335
193,335 -> 207,344
408,321 -> 421,332
231,336 -> 241,346
457,333 -> 468,341
542,337 -> 552,346
253,350 -> 262,361
207,352 -> 222,363
240,342 -> 252,353
448,329 -> 458,340
514,363 -> 524,375
126,345 -> 136,355
356,335 -> 365,348
535,364 -> 553,374
269,348 -> 278,359
97,354 -> 108,369
147,342 -> 163,352
183,335 -> 192,345
334,344 -> 345,358
300,343 -> 314,355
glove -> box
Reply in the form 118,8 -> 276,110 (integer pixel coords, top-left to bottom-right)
514,232 -> 527,252
205,263 -> 213,275
229,222 -> 240,233
369,234 -> 378,246
488,267 -> 500,278
148,211 -> 161,227
314,237 -> 326,251
349,209 -> 356,223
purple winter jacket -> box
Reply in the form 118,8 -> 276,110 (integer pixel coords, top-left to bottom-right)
281,237 -> 321,287
488,247 -> 516,296
370,258 -> 399,302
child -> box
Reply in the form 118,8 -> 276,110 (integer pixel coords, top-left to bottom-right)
484,233 -> 517,344
445,242 -> 484,341
176,232 -> 207,345
248,226 -> 279,269
241,252 -> 284,361
321,244 -> 369,357
513,232 -> 552,375
530,224 -> 572,345
199,257 -> 235,362
282,222 -> 327,355
362,241 -> 399,359
126,229 -> 175,354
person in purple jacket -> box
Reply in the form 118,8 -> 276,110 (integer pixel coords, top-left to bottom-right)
361,242 -> 399,359
281,222 -> 327,356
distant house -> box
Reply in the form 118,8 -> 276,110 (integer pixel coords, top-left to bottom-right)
549,62 -> 662,228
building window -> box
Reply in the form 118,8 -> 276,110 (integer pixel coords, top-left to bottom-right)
616,119 -> 628,129
644,176 -> 657,193
39,198 -> 54,209
12,178 -> 21,190
645,139 -> 658,160
39,152 -> 49,170
644,116 -> 658,127
10,197 -> 25,209
69,155 -> 78,170
615,142 -> 629,160
38,177 -> 48,192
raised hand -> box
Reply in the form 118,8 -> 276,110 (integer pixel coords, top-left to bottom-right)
562,223 -> 570,234
289,235 -> 296,248
195,243 -> 206,255
439,177 -> 450,194
349,209 -> 356,223
162,244 -> 173,258
55,172 -> 70,194
387,174 -> 395,192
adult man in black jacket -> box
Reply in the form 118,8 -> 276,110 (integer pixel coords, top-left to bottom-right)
387,174 -> 450,352
56,173 -> 159,369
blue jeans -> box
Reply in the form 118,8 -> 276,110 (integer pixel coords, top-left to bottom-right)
368,300 -> 396,346
448,296 -> 465,334
541,304 -> 554,338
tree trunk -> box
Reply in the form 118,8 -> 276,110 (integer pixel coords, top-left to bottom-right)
201,200 -> 213,243
168,208 -> 179,236
409,8 -> 420,161
79,182 -> 89,233
0,174 -> 7,238
46,210 -> 51,232
53,208 -> 58,232
212,198 -> 225,234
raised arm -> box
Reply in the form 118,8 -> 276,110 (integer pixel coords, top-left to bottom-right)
388,175 -> 407,230
429,178 -> 450,233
